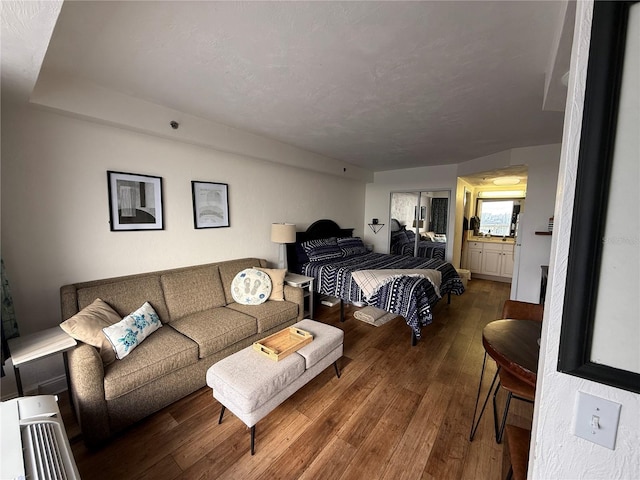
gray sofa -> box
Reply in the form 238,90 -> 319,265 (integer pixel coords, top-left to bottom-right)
60,258 -> 303,447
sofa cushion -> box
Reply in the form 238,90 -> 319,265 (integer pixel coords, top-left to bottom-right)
77,276 -> 170,323
227,301 -> 299,333
103,326 -> 198,400
255,267 -> 287,301
161,266 -> 225,320
103,302 -> 162,360
169,307 -> 257,358
60,298 -> 120,366
219,258 -> 266,304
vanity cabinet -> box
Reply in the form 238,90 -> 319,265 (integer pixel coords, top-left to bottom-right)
467,242 -> 484,273
466,241 -> 514,279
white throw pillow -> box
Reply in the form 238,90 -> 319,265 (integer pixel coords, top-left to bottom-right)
231,268 -> 272,305
103,302 -> 162,360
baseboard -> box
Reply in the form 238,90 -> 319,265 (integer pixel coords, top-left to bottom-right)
470,273 -> 512,283
36,374 -> 68,396
1,374 -> 68,401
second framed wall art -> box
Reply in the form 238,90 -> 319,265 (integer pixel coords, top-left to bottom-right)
191,181 -> 230,229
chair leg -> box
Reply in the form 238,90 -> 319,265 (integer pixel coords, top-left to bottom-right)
506,466 -> 514,480
334,361 -> 341,378
218,405 -> 226,424
494,392 -> 534,444
493,388 -> 512,444
469,352 -> 500,441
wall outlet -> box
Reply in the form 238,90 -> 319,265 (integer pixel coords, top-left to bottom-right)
573,391 -> 621,450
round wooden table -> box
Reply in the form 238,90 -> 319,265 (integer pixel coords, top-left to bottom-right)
482,319 -> 542,388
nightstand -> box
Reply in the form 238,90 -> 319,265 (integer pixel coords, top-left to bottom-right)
8,326 -> 77,397
285,273 -> 314,319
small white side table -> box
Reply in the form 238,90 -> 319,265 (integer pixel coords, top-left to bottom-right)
7,326 -> 77,397
285,273 -> 315,319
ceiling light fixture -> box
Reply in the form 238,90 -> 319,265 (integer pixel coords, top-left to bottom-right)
479,190 -> 526,198
492,176 -> 521,186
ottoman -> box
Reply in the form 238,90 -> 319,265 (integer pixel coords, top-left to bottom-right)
206,319 -> 344,454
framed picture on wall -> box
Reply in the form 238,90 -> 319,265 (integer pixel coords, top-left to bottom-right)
107,171 -> 164,231
191,181 -> 230,229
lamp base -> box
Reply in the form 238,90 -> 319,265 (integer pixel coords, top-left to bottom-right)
277,244 -> 288,271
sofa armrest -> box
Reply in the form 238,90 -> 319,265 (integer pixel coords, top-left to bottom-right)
283,285 -> 304,320
67,343 -> 110,447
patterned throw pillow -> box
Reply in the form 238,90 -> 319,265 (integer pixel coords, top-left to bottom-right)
302,237 -> 342,262
103,302 -> 162,360
337,237 -> 369,257
391,230 -> 409,243
231,268 -> 273,305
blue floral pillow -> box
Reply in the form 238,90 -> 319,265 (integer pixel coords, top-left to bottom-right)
302,237 -> 343,262
337,237 -> 369,257
103,302 -> 162,360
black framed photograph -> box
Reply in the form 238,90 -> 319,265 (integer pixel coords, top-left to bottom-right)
557,1 -> 639,393
191,181 -> 230,229
107,171 -> 164,231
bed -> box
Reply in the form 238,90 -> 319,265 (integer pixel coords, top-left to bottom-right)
286,220 -> 465,344
389,219 -> 447,260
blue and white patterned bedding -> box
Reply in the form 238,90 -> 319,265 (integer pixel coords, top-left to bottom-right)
302,252 -> 465,339
390,238 -> 446,260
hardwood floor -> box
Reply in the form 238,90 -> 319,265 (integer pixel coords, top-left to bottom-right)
62,278 -> 533,479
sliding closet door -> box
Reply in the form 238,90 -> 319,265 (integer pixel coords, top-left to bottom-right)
390,192 -> 419,256
389,190 -> 449,257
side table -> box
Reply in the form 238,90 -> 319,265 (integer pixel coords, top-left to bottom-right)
7,326 -> 77,397
285,273 -> 314,319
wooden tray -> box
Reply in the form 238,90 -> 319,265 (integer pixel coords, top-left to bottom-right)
253,326 -> 313,361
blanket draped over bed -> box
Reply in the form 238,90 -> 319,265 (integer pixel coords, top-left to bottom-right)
351,269 -> 442,299
303,252 -> 464,339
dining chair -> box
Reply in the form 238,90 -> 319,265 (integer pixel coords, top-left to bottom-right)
469,300 -> 543,443
492,300 -> 543,443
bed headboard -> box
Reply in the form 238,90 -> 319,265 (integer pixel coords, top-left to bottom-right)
286,219 -> 354,273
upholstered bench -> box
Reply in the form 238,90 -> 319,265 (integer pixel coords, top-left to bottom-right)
206,319 -> 343,454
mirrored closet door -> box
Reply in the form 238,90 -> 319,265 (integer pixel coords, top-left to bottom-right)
389,190 -> 450,258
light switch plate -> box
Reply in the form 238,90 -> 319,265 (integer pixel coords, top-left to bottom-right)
574,391 -> 621,450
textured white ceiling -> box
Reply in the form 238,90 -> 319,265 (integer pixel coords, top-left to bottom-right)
39,1 -> 568,171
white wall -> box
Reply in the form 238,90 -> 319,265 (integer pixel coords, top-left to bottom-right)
510,144 -> 561,303
530,1 -> 640,477
0,102 -> 365,395
364,164 -> 458,255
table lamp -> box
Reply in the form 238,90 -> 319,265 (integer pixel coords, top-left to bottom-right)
271,223 -> 296,270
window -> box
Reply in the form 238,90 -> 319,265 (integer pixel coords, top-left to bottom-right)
476,199 -> 522,237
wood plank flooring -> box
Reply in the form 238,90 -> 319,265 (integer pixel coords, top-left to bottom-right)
61,278 -> 533,479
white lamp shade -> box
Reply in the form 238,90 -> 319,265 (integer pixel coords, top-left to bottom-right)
271,223 -> 296,243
